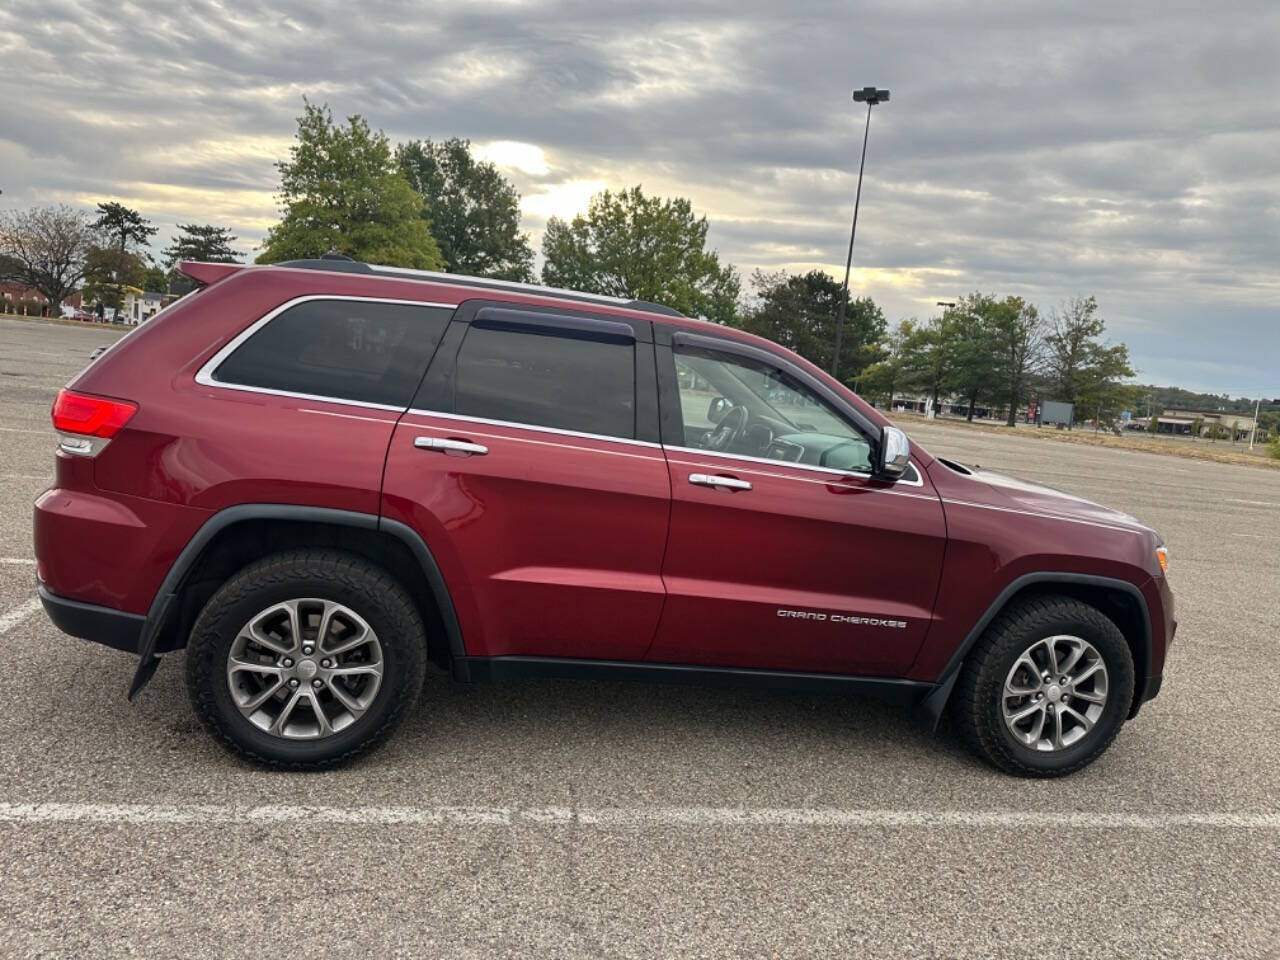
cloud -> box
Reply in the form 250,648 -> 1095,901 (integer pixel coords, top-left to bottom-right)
0,0 -> 1276,392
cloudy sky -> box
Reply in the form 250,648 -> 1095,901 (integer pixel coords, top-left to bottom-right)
2,0 -> 1276,394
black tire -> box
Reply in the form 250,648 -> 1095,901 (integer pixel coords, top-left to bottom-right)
952,595 -> 1134,777
185,549 -> 426,769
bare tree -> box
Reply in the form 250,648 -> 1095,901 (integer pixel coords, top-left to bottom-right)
0,206 -> 94,314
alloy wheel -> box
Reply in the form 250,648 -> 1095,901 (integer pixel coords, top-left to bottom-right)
1001,634 -> 1109,752
226,598 -> 384,739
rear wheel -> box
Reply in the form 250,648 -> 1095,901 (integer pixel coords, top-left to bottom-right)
952,595 -> 1134,777
186,550 -> 426,769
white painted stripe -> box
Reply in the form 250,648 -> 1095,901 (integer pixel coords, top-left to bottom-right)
0,474 -> 49,481
0,558 -> 36,565
0,426 -> 46,435
0,803 -> 1276,830
0,597 -> 42,635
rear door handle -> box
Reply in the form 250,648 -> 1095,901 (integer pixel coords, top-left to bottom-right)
689,472 -> 752,492
414,436 -> 489,456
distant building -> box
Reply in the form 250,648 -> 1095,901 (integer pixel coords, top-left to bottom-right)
121,288 -> 171,325
1156,408 -> 1260,441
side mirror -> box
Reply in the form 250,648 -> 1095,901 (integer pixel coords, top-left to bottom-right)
877,425 -> 911,480
707,396 -> 732,424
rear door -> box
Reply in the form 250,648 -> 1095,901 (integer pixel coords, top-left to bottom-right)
648,330 -> 947,676
380,301 -> 671,662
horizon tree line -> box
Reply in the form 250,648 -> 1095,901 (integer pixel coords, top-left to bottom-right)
2,99 -> 1260,431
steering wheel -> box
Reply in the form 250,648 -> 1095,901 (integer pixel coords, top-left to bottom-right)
704,404 -> 748,452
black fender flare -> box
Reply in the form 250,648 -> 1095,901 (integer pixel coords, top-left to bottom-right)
913,571 -> 1153,730
129,504 -> 465,698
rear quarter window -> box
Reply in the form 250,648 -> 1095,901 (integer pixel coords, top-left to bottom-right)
210,298 -> 453,407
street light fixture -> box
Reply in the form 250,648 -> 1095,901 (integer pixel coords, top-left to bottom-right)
831,86 -> 890,381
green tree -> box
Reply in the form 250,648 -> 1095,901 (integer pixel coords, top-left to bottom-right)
257,102 -> 443,269
541,186 -> 739,323
987,295 -> 1045,426
92,201 -> 156,257
900,313 -> 957,415
396,138 -> 534,281
857,319 -> 915,407
0,206 -> 95,314
81,247 -> 146,312
1044,296 -> 1138,428
142,263 -> 169,293
162,223 -> 242,266
91,201 -> 156,306
736,269 -> 885,379
945,295 -> 1003,422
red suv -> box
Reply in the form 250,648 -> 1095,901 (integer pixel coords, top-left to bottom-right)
34,258 -> 1174,776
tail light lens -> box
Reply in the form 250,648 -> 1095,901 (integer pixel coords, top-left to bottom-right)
51,390 -> 137,456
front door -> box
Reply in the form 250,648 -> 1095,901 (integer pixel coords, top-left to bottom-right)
649,333 -> 947,676
380,302 -> 671,662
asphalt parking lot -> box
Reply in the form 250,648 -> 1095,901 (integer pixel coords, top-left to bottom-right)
1,315 -> 1278,959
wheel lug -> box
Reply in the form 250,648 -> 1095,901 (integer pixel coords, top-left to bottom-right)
1060,677 -> 1068,685
302,645 -> 314,656
320,659 -> 331,668
288,678 -> 299,688
311,679 -> 323,689
282,658 -> 293,668
1047,704 -> 1055,712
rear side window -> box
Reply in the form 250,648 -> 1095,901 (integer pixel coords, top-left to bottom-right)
453,323 -> 636,439
212,299 -> 453,407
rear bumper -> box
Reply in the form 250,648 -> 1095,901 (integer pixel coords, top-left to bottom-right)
38,585 -> 144,654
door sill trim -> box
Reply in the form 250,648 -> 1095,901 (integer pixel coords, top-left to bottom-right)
454,655 -> 933,705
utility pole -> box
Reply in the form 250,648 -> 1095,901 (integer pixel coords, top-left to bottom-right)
1249,396 -> 1261,449
832,86 -> 889,382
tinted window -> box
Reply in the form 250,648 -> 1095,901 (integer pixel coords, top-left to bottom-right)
453,323 -> 635,438
214,299 -> 452,407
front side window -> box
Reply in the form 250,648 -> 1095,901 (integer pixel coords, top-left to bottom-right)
212,299 -> 453,407
673,345 -> 872,473
453,323 -> 636,439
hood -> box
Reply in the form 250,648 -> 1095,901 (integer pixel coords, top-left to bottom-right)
933,458 -> 1153,535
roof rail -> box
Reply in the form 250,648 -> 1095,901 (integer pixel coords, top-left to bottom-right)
271,258 -> 685,318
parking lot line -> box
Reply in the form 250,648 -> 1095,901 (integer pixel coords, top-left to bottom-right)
0,426 -> 47,435
0,597 -> 41,635
0,558 -> 36,565
0,802 -> 1277,830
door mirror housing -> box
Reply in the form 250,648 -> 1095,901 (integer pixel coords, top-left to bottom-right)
876,425 -> 911,480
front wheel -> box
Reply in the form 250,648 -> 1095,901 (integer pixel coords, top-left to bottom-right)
952,595 -> 1135,777
186,550 -> 426,769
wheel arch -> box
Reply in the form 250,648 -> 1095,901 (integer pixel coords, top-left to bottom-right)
130,505 -> 465,698
915,572 -> 1152,730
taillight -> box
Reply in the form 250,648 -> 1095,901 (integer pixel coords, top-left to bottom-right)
51,389 -> 137,456
51,389 -> 137,438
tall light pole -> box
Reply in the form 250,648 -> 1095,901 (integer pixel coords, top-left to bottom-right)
831,86 -> 890,381
1249,395 -> 1261,449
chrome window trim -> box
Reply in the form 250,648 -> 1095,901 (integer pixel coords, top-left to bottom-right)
664,444 -> 925,486
404,408 -> 661,449
193,294 -> 455,411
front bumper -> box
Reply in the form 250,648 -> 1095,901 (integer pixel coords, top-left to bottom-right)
38,585 -> 144,654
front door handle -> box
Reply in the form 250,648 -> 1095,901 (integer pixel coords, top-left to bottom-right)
689,472 -> 752,492
414,436 -> 489,456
